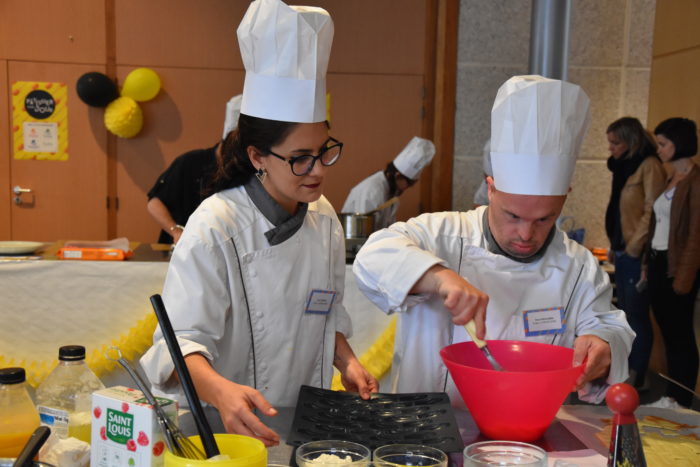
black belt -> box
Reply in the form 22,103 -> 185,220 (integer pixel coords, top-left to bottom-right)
650,248 -> 667,259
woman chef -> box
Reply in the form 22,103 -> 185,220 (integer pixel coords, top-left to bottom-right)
141,0 -> 378,446
341,137 -> 435,229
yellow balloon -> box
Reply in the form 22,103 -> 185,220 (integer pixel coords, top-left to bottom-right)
121,67 -> 161,102
104,97 -> 143,138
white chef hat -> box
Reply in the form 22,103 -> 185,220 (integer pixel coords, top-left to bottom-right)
237,0 -> 333,123
222,94 -> 242,139
490,75 -> 590,196
393,136 -> 436,180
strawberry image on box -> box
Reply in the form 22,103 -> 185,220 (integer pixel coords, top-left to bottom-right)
91,386 -> 178,467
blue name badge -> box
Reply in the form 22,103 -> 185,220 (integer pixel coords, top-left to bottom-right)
305,289 -> 337,315
523,307 -> 565,336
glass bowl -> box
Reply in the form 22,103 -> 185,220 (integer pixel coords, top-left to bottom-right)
296,440 -> 370,467
373,444 -> 448,467
463,441 -> 547,466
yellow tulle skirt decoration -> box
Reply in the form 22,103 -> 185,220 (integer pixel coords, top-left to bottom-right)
332,317 -> 396,391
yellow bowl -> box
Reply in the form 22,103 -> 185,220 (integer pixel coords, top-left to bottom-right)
164,434 -> 266,467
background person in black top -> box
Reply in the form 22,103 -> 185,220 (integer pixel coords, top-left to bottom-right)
147,95 -> 241,243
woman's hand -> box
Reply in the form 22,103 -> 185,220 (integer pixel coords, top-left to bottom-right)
339,358 -> 379,400
334,333 -> 379,399
184,354 -> 280,446
211,380 -> 280,446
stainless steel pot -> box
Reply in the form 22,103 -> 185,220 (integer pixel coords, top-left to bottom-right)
337,213 -> 375,239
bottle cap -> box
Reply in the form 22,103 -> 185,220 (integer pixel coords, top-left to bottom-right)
59,345 -> 86,361
0,367 -> 26,384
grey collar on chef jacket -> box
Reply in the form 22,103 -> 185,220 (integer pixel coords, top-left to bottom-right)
482,207 -> 554,264
244,177 -> 308,246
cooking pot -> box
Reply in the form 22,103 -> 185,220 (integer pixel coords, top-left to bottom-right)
337,196 -> 400,239
338,213 -> 375,239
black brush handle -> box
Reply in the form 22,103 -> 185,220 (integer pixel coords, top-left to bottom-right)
13,426 -> 50,467
150,294 -> 220,458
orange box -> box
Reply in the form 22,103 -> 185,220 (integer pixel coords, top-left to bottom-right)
56,247 -> 133,261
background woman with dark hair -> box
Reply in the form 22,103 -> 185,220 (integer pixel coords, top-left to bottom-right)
604,116 -> 665,389
141,0 -> 377,445
342,136 -> 435,229
646,117 -> 700,407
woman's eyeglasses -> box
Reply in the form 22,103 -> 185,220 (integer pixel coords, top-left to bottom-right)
266,137 -> 343,176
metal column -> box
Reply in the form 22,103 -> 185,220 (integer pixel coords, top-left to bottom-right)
528,0 -> 572,80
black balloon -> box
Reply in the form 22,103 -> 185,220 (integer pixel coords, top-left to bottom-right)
76,72 -> 119,107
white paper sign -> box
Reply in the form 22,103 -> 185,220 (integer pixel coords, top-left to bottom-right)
24,121 -> 58,153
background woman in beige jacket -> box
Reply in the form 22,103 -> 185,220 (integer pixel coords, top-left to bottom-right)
605,117 -> 665,389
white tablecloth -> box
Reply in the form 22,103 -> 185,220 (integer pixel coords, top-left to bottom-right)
0,260 -> 392,386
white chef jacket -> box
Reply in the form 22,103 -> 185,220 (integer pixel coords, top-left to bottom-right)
341,171 -> 398,229
140,186 -> 352,407
353,206 -> 633,404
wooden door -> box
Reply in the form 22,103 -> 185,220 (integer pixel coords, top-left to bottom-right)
8,61 -> 108,241
0,60 -> 10,239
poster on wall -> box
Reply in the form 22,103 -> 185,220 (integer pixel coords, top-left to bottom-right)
12,81 -> 69,161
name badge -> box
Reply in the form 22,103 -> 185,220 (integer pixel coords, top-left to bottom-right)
305,289 -> 337,315
523,307 -> 565,336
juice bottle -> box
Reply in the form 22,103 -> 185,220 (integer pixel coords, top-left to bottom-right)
0,367 -> 41,458
35,345 -> 105,444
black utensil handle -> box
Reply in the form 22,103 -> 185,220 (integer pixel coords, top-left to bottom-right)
13,426 -> 51,467
150,294 -> 220,458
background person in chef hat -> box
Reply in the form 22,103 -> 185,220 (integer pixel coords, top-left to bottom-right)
141,0 -> 377,446
146,94 -> 242,244
472,139 -> 492,207
341,136 -> 435,229
354,75 -> 634,404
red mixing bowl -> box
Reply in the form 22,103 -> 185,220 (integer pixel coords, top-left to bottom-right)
440,340 -> 584,442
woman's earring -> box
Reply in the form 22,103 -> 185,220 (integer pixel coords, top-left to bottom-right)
256,167 -> 267,183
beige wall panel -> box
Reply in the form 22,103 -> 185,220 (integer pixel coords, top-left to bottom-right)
115,66 -> 244,243
323,73 -> 425,220
114,0 -> 426,75
0,0 -> 106,63
652,0 -> 700,57
114,0 -> 245,69
314,0 -> 427,75
0,60 -> 10,239
9,61 -> 108,242
647,48 -> 700,129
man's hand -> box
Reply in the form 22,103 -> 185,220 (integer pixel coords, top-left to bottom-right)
412,265 -> 489,338
572,335 -> 611,389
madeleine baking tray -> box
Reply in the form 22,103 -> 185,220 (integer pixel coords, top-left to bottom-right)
287,385 -> 464,453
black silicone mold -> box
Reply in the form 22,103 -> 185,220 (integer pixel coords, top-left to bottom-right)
287,385 -> 464,453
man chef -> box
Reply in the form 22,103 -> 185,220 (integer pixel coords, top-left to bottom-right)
342,136 -> 435,229
353,75 -> 634,404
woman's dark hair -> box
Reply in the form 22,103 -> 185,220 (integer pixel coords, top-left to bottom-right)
654,117 -> 698,160
384,162 -> 416,197
606,117 -> 656,158
205,114 -> 299,196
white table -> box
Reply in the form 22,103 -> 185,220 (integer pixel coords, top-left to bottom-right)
0,256 -> 391,387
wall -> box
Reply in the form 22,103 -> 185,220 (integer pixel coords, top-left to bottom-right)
452,0 -> 657,250
647,0 -> 700,130
0,0 -> 433,243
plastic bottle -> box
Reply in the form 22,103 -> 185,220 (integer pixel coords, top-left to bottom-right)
35,345 -> 105,443
0,367 -> 41,458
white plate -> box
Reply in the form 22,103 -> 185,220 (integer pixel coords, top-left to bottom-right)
0,241 -> 45,255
